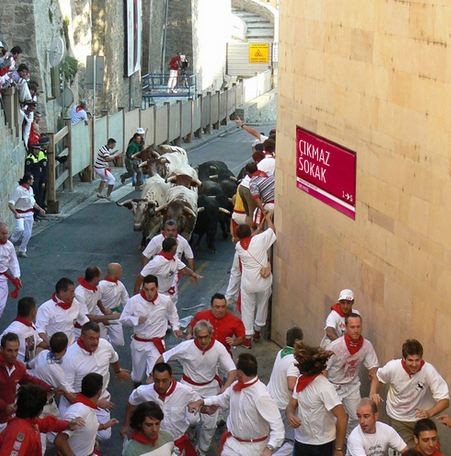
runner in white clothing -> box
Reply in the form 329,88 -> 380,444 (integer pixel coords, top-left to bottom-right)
1,297 -> 45,362
134,237 -> 202,304
286,342 -> 347,456
120,275 -> 182,385
267,327 -> 304,456
326,314 -> 379,435
370,338 -> 450,447
61,322 -> 130,441
159,320 -> 237,455
98,262 -> 129,346
190,353 -> 285,456
0,222 -> 21,318
142,219 -> 194,269
320,289 -> 360,348
347,398 -> 408,456
35,277 -> 89,345
121,362 -> 201,455
235,212 -> 276,347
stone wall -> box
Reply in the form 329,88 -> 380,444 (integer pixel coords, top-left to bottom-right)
274,0 -> 451,387
142,0 -> 166,73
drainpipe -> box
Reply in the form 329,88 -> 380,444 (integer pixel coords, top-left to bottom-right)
161,0 -> 169,74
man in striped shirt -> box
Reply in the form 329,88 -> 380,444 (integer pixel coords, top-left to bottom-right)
247,162 -> 275,225
95,138 -> 122,200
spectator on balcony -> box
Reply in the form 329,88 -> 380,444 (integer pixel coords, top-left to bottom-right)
0,45 -> 22,77
9,63 -> 32,102
70,100 -> 89,126
167,53 -> 181,94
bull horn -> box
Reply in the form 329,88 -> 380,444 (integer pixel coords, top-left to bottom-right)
228,197 -> 233,203
159,157 -> 169,164
197,207 -> 205,213
151,151 -> 161,159
167,176 -> 177,182
183,206 -> 197,218
116,199 -> 132,207
209,174 -> 219,180
138,161 -> 148,168
155,204 -> 168,213
219,207 -> 231,215
209,165 -> 218,170
207,195 -> 216,199
229,176 -> 238,182
192,178 -> 202,186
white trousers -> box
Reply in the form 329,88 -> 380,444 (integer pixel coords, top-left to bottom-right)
95,168 -> 115,185
222,436 -> 267,455
333,381 -> 360,436
130,337 -> 164,383
167,69 -> 178,89
106,321 -> 125,346
240,287 -> 272,336
225,254 -> 241,305
0,277 -> 9,318
10,213 -> 34,253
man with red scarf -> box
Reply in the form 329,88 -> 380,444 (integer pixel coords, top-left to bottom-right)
235,212 -> 276,348
286,342 -> 347,456
60,322 -> 130,441
326,313 -> 379,436
55,373 -> 118,455
120,275 -> 182,387
158,320 -> 236,456
70,100 -> 89,125
371,339 -> 449,447
134,237 -> 202,304
121,362 -> 200,455
0,222 -> 21,318
1,297 -> 46,362
320,288 -> 360,348
35,277 -> 89,345
413,419 -> 444,456
190,353 -> 284,456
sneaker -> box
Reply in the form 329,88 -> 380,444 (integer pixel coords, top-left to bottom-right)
253,330 -> 261,342
18,251 -> 27,258
105,196 -> 113,201
241,338 -> 252,349
120,176 -> 126,185
97,193 -> 105,199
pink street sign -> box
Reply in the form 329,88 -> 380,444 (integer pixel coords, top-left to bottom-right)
295,126 -> 356,219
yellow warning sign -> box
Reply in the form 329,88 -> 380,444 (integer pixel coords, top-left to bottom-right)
249,43 -> 270,64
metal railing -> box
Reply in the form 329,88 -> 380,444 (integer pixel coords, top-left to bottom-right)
142,72 -> 197,104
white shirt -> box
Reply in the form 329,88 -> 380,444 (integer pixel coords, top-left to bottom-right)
347,421 -> 407,456
36,297 -> 89,344
62,338 -> 119,396
1,320 -> 42,362
292,375 -> 342,445
98,279 -> 129,311
70,105 -> 88,125
320,308 -> 361,348
267,348 -> 299,409
163,339 -> 235,386
61,402 -> 98,455
143,234 -> 194,261
377,359 -> 450,421
204,378 -> 284,450
8,185 -> 35,211
140,255 -> 186,294
27,349 -> 73,392
120,292 -> 180,337
75,283 -> 102,316
327,337 -> 379,385
0,240 -> 20,277
236,228 -> 276,293
240,175 -> 250,189
257,156 -> 276,176
128,381 -> 200,439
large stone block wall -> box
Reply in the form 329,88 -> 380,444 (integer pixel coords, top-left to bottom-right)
274,0 -> 451,382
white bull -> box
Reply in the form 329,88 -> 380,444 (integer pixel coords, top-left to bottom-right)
157,145 -> 201,187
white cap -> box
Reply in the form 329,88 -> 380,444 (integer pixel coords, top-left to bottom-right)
136,127 -> 145,135
338,289 -> 354,301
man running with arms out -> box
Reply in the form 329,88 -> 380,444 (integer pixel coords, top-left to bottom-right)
371,339 -> 449,447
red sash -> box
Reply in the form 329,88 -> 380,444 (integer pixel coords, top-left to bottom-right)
174,434 -> 197,456
0,271 -> 21,299
344,335 -> 364,355
133,335 -> 165,354
219,431 -> 268,454
182,374 -> 222,387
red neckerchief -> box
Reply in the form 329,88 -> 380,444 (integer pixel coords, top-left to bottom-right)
75,105 -> 85,112
131,431 -> 157,447
194,337 -> 215,354
20,183 -> 30,190
52,293 -> 72,310
104,276 -> 118,284
77,338 -> 94,355
401,359 -> 425,378
14,316 -> 34,328
78,277 -> 97,291
158,251 -> 175,261
233,377 -> 258,392
140,290 -> 158,304
157,380 -> 177,401
296,374 -> 321,392
0,239 -> 7,245
239,236 -> 252,250
344,335 -> 364,355
331,303 -> 346,317
251,170 -> 268,178
74,393 -> 98,409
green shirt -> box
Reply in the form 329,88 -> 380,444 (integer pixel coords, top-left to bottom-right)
126,141 -> 141,159
122,431 -> 174,456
